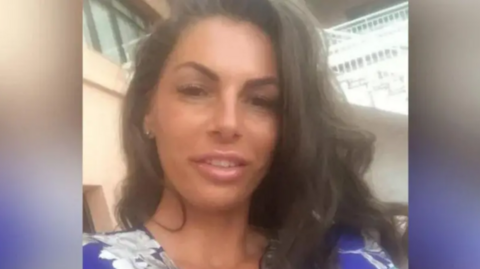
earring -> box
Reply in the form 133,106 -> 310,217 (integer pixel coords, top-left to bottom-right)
144,129 -> 154,139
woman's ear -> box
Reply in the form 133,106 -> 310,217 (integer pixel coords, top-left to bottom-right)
143,113 -> 155,139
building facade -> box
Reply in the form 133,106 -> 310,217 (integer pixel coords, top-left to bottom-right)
82,0 -> 408,233
82,0 -> 169,232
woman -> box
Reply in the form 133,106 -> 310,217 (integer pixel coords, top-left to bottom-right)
83,0 -> 408,268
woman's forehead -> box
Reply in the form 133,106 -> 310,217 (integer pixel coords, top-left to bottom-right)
166,17 -> 278,80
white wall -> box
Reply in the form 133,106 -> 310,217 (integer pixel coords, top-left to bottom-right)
83,45 -> 128,231
83,83 -> 125,230
353,105 -> 408,203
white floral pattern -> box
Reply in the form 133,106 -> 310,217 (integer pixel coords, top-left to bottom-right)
83,229 -> 174,269
83,227 -> 398,269
338,231 -> 398,269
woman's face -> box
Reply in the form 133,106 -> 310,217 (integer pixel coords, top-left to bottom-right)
145,16 -> 279,210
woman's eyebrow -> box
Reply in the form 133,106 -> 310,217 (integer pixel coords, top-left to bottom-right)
175,61 -> 219,81
244,77 -> 278,90
175,61 -> 278,90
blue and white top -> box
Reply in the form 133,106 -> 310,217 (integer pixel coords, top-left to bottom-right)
83,226 -> 398,269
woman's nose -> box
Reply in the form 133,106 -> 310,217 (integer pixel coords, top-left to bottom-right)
207,95 -> 242,143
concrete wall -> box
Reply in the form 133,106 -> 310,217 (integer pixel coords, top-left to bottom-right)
369,119 -> 408,203
83,82 -> 124,231
82,0 -> 168,232
83,44 -> 128,231
353,106 -> 408,203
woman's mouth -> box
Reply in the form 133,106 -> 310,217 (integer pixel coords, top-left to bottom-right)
204,159 -> 241,168
189,152 -> 248,183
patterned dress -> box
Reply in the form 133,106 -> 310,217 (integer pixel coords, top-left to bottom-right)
83,226 -> 398,269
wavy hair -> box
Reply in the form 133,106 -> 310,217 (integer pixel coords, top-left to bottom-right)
116,0 -> 408,268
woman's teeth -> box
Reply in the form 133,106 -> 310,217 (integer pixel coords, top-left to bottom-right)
206,159 -> 238,168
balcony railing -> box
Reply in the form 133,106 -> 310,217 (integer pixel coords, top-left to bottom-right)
325,2 -> 409,115
327,2 -> 408,38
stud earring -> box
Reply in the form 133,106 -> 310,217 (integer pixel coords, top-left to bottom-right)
145,129 -> 154,139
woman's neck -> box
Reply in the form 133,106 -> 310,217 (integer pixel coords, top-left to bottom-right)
145,190 -> 267,269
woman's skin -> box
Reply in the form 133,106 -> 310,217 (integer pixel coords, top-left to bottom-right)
144,16 -> 279,269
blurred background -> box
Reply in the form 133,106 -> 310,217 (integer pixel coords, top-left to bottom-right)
82,0 -> 409,233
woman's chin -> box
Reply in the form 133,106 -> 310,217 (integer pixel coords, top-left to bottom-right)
187,191 -> 250,212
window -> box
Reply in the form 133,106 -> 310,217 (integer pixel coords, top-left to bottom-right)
83,11 -> 93,47
83,0 -> 149,64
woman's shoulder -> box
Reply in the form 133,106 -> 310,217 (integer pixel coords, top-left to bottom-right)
262,226 -> 399,269
82,226 -> 398,269
83,227 -> 157,247
335,227 -> 399,269
83,227 -> 173,269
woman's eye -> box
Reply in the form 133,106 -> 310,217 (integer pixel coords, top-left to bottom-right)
249,96 -> 277,110
177,85 -> 208,97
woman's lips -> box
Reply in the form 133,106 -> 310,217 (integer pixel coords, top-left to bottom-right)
189,152 -> 248,183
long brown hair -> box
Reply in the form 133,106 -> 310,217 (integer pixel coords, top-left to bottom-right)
116,0 -> 408,268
